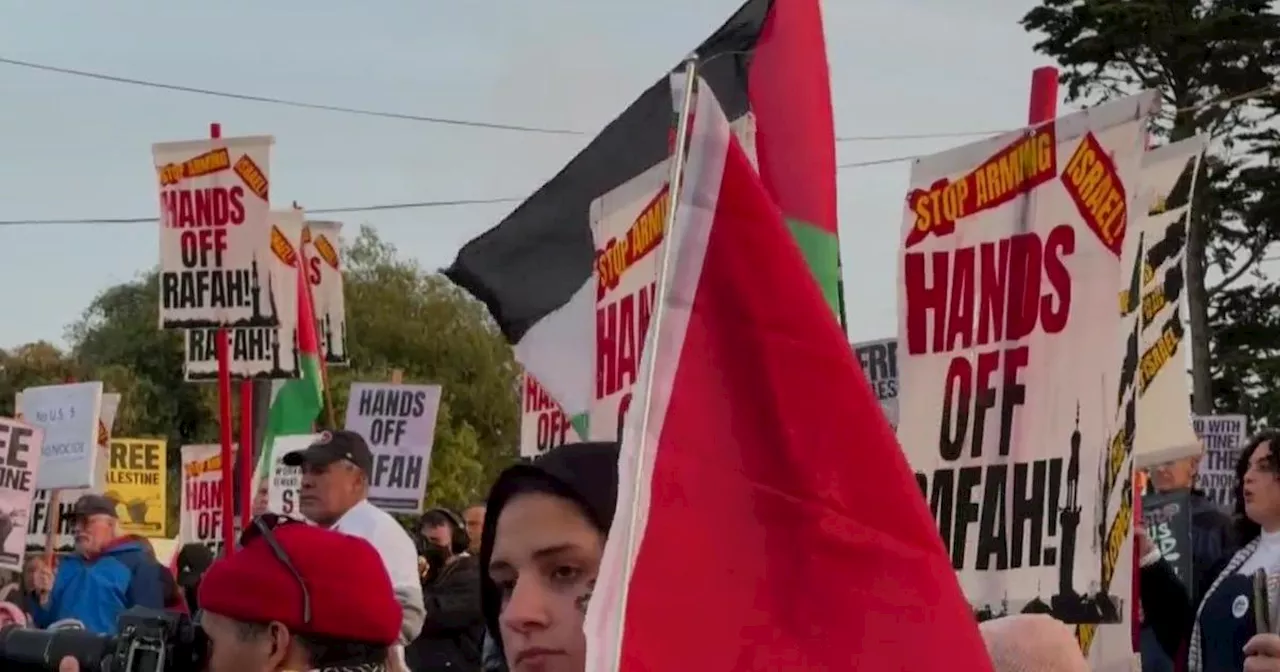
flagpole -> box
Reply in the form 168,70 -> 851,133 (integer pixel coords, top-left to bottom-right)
607,54 -> 699,672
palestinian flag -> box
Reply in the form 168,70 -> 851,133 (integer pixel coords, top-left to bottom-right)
252,244 -> 324,495
584,79 -> 990,671
445,0 -> 837,433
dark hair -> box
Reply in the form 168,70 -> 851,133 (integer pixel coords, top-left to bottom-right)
420,509 -> 470,555
234,620 -> 389,668
1233,429 -> 1280,544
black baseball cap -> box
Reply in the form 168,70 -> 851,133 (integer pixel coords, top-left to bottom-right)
175,543 -> 215,588
282,430 -> 374,473
72,494 -> 117,519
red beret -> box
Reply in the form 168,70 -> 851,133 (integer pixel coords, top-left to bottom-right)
198,523 -> 401,645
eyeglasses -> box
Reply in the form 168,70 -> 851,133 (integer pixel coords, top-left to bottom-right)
239,513 -> 312,624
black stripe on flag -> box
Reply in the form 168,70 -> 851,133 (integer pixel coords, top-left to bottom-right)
444,0 -> 770,344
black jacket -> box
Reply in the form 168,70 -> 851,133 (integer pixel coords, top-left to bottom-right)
1140,490 -> 1234,671
406,554 -> 484,672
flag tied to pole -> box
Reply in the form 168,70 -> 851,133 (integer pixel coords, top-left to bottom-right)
583,78 -> 993,672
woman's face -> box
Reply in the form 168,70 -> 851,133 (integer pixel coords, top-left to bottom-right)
489,491 -> 604,672
1243,441 -> 1280,529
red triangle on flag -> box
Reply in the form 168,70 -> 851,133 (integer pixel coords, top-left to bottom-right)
586,81 -> 993,672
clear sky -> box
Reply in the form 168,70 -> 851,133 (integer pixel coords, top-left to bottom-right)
0,0 -> 1060,349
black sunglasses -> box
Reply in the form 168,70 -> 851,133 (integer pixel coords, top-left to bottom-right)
239,513 -> 312,624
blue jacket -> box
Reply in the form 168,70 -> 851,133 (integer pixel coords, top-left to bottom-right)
31,539 -> 165,634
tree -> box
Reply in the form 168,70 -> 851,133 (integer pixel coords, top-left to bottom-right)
1021,0 -> 1280,423
61,226 -> 519,514
328,226 -> 520,506
0,341 -> 80,416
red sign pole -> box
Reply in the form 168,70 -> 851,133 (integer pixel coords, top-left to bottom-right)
1027,66 -> 1059,126
210,122 -> 237,557
239,379 -> 254,532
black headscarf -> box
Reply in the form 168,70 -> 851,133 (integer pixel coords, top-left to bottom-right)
479,442 -> 620,655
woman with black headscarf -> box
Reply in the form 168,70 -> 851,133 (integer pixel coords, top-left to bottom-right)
479,442 -> 619,672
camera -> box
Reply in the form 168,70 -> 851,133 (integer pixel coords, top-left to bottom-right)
0,607 -> 206,672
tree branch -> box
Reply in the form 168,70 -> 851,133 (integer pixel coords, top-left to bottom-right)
1208,245 -> 1266,298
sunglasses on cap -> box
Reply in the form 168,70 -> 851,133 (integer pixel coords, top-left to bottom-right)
238,513 -> 312,625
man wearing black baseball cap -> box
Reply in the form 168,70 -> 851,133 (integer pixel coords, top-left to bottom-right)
283,431 -> 424,667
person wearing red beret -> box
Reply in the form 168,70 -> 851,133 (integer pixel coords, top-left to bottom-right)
57,516 -> 403,672
191,515 -> 403,671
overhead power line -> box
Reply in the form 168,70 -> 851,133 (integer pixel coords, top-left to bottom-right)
0,197 -> 524,226
0,55 -> 1010,143
3,62 -> 1275,227
0,153 -> 925,227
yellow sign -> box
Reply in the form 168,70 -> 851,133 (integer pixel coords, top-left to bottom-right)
105,439 -> 168,537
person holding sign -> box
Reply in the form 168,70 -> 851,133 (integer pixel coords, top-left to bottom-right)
283,430 -> 424,664
1142,430 -> 1280,672
30,494 -> 165,634
1150,449 -> 1236,595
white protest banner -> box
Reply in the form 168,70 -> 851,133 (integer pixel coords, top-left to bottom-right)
1193,414 -> 1247,509
267,434 -> 318,518
896,91 -> 1155,658
345,383 -> 441,512
185,209 -> 304,381
0,418 -> 42,571
24,393 -> 117,550
154,134 -> 276,329
303,221 -> 349,366
852,338 -> 899,429
1129,136 -> 1208,469
520,374 -> 582,458
587,112 -> 757,444
179,444 -> 236,556
18,382 -> 104,490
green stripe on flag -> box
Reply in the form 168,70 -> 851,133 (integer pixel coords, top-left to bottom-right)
786,219 -> 842,321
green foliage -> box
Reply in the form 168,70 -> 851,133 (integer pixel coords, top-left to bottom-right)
1021,0 -> 1280,424
0,226 -> 520,533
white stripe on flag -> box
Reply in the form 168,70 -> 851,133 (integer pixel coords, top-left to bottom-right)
583,74 -> 732,672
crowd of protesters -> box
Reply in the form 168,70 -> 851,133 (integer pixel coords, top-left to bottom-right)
13,426 -> 1280,671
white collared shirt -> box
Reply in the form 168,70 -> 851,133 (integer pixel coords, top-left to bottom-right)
331,499 -> 425,643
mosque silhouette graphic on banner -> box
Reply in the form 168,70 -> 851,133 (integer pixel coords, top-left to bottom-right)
974,405 -> 1123,624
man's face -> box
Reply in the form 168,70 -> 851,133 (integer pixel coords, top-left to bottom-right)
1151,455 -> 1200,492
463,506 -> 485,553
201,611 -> 289,672
423,523 -> 453,549
74,514 -> 115,555
298,461 -> 360,526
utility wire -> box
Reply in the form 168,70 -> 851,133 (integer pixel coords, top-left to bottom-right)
0,197 -> 524,226
2,65 -> 1275,227
0,55 -> 1011,143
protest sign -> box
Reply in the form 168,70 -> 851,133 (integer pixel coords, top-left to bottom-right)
345,383 -> 441,512
184,209 -> 304,381
587,116 -> 757,443
1193,414 -> 1248,509
105,439 -> 167,537
1142,489 -> 1193,585
853,337 -> 899,429
154,135 -> 276,329
0,418 -> 42,572
896,91 -> 1154,639
18,382 -> 103,490
24,393 -> 118,550
520,374 -> 582,458
1129,137 -> 1207,469
303,221 -> 349,366
179,444 -> 235,556
267,434 -> 318,518
589,161 -> 666,443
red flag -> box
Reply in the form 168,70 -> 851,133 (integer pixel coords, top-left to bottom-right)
586,81 -> 992,671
